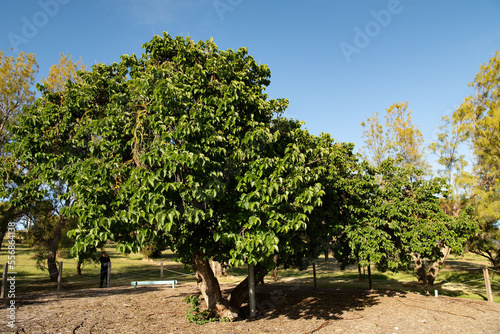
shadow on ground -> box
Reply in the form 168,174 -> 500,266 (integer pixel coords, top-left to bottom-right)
6,285 -> 194,308
231,282 -> 407,322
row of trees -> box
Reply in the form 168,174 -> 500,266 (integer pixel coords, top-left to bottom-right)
360,52 -> 500,272
0,34 -> 496,318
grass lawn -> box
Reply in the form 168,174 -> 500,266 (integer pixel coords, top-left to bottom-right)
0,238 -> 195,294
1,237 -> 498,303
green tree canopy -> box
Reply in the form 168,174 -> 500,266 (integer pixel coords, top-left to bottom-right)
1,52 -> 88,281
330,157 -> 477,287
21,33 -> 327,317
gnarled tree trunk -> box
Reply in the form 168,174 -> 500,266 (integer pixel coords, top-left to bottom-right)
414,246 -> 451,289
192,251 -> 230,317
414,255 -> 429,292
210,259 -> 226,277
426,246 -> 450,286
192,251 -> 268,319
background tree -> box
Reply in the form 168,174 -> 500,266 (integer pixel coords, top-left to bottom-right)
41,53 -> 86,93
453,51 -> 500,270
429,115 -> 470,216
1,52 -> 87,281
0,202 -> 23,250
359,101 -> 469,287
0,50 -> 38,151
361,101 -> 430,174
360,112 -> 387,167
330,157 -> 477,289
0,50 -> 38,237
429,116 -> 467,187
384,102 -> 429,173
23,202 -> 78,275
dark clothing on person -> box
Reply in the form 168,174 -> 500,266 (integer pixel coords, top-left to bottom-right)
99,254 -> 111,288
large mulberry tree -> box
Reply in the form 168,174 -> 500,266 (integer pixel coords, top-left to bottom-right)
59,33 -> 325,317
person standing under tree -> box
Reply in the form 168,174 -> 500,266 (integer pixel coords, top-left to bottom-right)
99,251 -> 111,288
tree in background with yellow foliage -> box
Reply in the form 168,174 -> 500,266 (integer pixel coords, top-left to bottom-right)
452,51 -> 500,270
361,101 -> 430,175
41,53 -> 86,93
0,50 -> 38,150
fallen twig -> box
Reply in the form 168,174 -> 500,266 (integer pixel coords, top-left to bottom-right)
89,322 -> 97,334
339,312 -> 364,321
305,320 -> 329,334
73,320 -> 84,334
396,299 -> 476,320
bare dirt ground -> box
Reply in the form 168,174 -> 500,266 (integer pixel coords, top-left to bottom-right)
1,283 -> 499,334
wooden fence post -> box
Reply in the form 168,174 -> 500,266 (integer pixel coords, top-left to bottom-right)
57,262 -> 63,291
160,261 -> 164,280
1,263 -> 8,299
483,267 -> 494,303
106,262 -> 111,288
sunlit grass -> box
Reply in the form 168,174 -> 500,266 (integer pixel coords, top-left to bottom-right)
1,238 -> 498,302
0,238 -> 195,293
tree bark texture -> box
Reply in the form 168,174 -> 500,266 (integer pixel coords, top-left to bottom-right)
47,217 -> 65,282
192,251 -> 268,319
367,263 -> 373,290
414,254 -> 428,290
426,246 -> 450,286
0,232 -> 5,252
210,260 -> 226,277
414,247 -> 450,287
76,260 -> 82,276
192,252 -> 224,308
271,255 -> 278,280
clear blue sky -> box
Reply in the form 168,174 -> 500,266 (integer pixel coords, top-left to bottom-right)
1,0 -> 499,161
